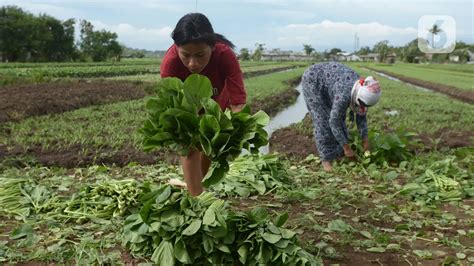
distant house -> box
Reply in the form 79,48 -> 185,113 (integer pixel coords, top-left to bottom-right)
449,48 -> 474,63
386,52 -> 397,64
335,52 -> 351,61
328,52 -> 361,62
261,50 -> 316,61
346,54 -> 362,61
358,53 -> 396,63
449,55 -> 460,63
359,53 -> 380,62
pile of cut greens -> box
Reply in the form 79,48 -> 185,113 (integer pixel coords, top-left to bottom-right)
122,184 -> 319,265
210,153 -> 290,197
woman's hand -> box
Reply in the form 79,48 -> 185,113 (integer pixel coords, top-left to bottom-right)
230,104 -> 245,113
343,144 -> 356,160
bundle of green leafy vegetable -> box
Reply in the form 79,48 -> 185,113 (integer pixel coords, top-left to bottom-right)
0,178 -> 31,219
210,153 -> 290,197
122,184 -> 320,265
62,179 -> 142,222
140,74 -> 270,187
398,156 -> 473,203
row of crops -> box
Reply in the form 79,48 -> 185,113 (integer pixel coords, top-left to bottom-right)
0,59 -> 283,69
0,60 -> 305,83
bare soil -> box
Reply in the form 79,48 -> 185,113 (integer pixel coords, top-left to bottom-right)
0,80 -> 146,123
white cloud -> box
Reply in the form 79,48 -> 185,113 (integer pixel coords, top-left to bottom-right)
266,9 -> 315,20
89,20 -> 174,50
273,20 -> 418,51
2,1 -> 82,19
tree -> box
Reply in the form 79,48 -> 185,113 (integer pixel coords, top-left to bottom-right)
79,20 -> 123,61
0,6 -> 77,62
252,43 -> 265,61
356,46 -> 371,55
0,6 -> 121,62
329,48 -> 342,55
36,15 -> 76,61
303,44 -> 315,56
428,24 -> 442,49
0,6 -> 37,61
401,39 -> 423,63
453,41 -> 473,50
239,48 -> 250,60
373,40 -> 390,63
131,51 -> 145,58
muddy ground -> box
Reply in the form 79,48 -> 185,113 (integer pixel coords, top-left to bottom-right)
0,80 -> 146,123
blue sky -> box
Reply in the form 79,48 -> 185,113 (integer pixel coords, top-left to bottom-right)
3,0 -> 473,52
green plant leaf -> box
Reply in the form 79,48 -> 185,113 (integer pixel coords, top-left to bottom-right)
399,183 -> 422,195
182,220 -> 202,236
155,186 -> 172,204
183,74 -> 213,111
252,110 -> 270,126
203,208 -> 216,225
327,219 -> 353,233
367,247 -> 386,253
238,245 -> 248,264
274,212 -> 289,227
279,228 -> 296,239
10,224 -> 33,240
202,161 -> 229,187
413,249 -> 432,259
174,240 -> 191,264
151,240 -> 175,265
262,232 -> 282,244
249,207 -> 268,223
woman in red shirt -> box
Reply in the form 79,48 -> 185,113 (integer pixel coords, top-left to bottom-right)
160,13 -> 247,196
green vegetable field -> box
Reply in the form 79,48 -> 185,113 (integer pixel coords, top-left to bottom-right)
0,59 -> 473,265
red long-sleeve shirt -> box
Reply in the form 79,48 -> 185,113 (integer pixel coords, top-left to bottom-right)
160,42 -> 247,110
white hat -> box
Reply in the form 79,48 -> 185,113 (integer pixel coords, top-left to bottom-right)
356,76 -> 381,106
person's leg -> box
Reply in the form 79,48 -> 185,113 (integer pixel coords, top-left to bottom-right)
201,153 -> 212,177
180,149 -> 204,196
303,74 -> 334,172
321,160 -> 333,172
314,126 -> 336,172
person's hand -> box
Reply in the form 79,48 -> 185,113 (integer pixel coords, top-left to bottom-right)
343,144 -> 356,160
230,104 -> 245,113
362,138 -> 370,151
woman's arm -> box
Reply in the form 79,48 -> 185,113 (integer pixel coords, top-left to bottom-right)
330,93 -> 356,159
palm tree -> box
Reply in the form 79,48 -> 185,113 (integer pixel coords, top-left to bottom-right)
428,24 -> 442,48
303,44 -> 315,56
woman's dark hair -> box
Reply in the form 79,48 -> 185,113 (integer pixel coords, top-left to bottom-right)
171,13 -> 235,49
